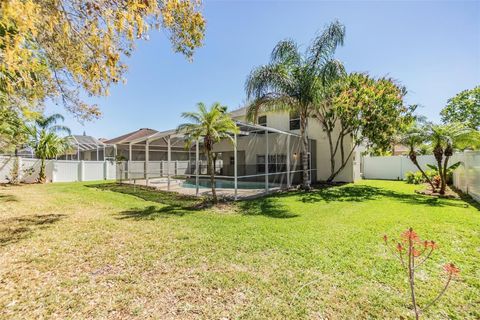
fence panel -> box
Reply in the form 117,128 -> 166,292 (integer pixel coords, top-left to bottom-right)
22,158 -> 47,183
363,156 -> 404,180
363,155 -> 438,180
83,161 -> 105,181
53,161 -> 80,182
0,156 -> 116,183
453,151 -> 480,202
0,156 -> 15,183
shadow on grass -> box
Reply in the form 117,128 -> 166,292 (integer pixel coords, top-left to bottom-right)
89,182 -> 297,219
0,214 -> 66,246
237,197 -> 298,218
298,184 -> 468,208
117,205 -> 189,220
88,183 -> 212,220
450,186 -> 480,211
0,194 -> 18,202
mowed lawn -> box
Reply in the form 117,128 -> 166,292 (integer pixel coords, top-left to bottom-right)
0,180 -> 478,319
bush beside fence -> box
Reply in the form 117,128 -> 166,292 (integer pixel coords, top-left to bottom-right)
363,151 -> 480,202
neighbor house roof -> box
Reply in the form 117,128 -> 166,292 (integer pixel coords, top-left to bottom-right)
70,135 -> 104,146
229,107 -> 247,118
68,135 -> 105,152
103,128 -> 158,145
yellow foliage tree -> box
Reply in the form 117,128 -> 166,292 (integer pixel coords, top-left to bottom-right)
0,0 -> 205,120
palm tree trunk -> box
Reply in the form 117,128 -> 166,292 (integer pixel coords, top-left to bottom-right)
300,114 -> 310,190
39,158 -> 46,183
409,151 -> 436,192
440,156 -> 449,195
207,150 -> 217,203
433,144 -> 444,195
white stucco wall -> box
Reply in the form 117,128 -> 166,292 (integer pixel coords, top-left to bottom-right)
231,110 -> 356,182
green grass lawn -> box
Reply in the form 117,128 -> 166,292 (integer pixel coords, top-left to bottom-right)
0,180 -> 478,319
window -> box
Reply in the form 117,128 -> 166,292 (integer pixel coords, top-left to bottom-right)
256,154 -> 287,173
258,115 -> 267,127
289,112 -> 300,130
256,155 -> 265,173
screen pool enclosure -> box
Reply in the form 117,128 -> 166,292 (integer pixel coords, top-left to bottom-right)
116,121 -> 317,200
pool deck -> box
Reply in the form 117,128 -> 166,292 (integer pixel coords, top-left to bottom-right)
122,178 -> 280,200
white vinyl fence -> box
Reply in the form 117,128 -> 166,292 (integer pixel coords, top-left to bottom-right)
363,155 -> 437,180
0,156 -> 116,183
452,151 -> 480,202
363,151 -> 480,202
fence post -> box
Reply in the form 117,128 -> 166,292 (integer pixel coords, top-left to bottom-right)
79,160 -> 85,182
104,161 -> 108,180
18,156 -> 23,182
51,160 -> 56,182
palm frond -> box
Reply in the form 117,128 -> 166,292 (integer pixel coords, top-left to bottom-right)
307,20 -> 345,68
245,64 -> 294,100
245,93 -> 297,122
271,39 -> 302,66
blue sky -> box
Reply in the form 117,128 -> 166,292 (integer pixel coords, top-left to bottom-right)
47,0 -> 480,139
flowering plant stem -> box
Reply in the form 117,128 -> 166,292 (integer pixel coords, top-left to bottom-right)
383,228 -> 459,319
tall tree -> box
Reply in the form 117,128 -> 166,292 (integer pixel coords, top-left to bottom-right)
320,73 -> 413,182
245,20 -> 346,189
425,123 -> 479,195
440,87 -> 480,130
0,0 -> 205,120
25,113 -> 71,183
177,102 -> 239,204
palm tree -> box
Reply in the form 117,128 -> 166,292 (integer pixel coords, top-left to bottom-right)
34,113 -> 71,134
425,123 -> 479,195
26,113 -> 71,183
400,125 -> 436,191
177,102 -> 239,203
245,20 -> 345,189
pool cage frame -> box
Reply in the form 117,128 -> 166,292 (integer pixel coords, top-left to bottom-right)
119,121 -> 315,200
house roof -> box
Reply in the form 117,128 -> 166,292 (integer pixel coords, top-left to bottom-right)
68,135 -> 105,152
70,135 -> 104,146
103,128 -> 158,145
229,107 -> 247,118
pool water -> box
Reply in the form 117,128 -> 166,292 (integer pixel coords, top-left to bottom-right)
182,179 -> 278,189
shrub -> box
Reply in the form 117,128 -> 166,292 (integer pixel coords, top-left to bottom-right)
405,171 -> 424,184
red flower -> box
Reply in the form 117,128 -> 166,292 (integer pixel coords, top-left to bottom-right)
401,228 -> 419,242
443,263 -> 460,276
412,248 -> 421,257
423,240 -> 437,250
396,243 -> 404,252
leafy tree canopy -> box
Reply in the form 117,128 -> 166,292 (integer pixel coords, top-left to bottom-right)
0,0 -> 205,120
440,86 -> 480,130
333,73 -> 414,152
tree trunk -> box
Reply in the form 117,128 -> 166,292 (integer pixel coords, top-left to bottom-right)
433,144 -> 444,195
440,156 -> 449,195
326,129 -> 336,179
327,144 -> 356,182
207,150 -> 217,203
300,114 -> 310,190
409,150 -> 436,192
39,158 -> 46,183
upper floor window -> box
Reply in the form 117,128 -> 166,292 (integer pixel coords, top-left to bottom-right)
258,115 -> 267,127
289,112 -> 300,130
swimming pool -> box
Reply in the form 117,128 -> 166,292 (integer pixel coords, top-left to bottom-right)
182,179 -> 278,189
